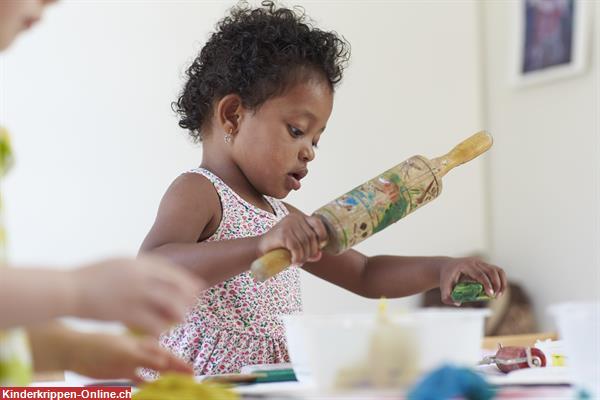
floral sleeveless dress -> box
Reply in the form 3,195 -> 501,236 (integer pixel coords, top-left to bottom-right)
0,127 -> 33,386
157,168 -> 302,375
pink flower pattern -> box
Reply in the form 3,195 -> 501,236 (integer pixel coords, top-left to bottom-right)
149,168 -> 301,376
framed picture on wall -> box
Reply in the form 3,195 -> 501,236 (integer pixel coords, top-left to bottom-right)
512,0 -> 590,87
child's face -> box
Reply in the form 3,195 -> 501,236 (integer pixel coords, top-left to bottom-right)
232,79 -> 334,199
0,0 -> 55,51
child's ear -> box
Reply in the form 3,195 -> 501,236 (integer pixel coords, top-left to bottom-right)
216,94 -> 244,136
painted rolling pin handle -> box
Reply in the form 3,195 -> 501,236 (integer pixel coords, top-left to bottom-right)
250,248 -> 293,282
437,131 -> 493,176
251,239 -> 328,282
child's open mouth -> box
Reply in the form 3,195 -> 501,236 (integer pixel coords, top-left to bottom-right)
286,169 -> 308,191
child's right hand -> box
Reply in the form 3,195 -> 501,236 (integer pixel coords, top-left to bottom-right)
69,256 -> 204,337
258,213 -> 328,265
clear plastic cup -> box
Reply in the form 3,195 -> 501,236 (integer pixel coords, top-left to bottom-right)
413,308 -> 490,371
549,301 -> 600,397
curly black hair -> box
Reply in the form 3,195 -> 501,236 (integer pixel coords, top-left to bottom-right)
174,0 -> 350,142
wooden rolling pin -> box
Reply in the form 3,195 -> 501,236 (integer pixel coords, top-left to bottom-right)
251,131 -> 493,281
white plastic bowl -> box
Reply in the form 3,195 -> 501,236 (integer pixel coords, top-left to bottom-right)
282,308 -> 489,391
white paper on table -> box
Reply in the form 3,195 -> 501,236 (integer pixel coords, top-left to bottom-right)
478,365 -> 572,386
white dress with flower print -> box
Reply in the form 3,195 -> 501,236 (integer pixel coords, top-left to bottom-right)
157,168 -> 302,376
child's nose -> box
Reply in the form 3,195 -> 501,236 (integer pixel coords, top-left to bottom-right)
300,145 -> 315,162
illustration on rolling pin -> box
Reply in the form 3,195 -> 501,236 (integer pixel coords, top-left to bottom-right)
251,131 -> 493,282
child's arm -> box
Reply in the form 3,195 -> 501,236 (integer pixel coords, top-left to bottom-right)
140,174 -> 322,287
140,174 -> 260,287
141,174 -> 505,301
304,252 -> 505,304
283,203 -> 507,304
0,257 -> 202,336
28,322 -> 192,382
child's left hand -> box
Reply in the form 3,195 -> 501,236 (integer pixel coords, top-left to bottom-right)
438,257 -> 507,305
68,332 -> 192,383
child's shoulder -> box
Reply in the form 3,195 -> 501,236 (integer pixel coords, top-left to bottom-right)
169,169 -> 214,191
160,171 -> 221,217
143,171 -> 222,247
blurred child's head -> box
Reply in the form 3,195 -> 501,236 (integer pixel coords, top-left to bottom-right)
0,0 -> 56,51
176,1 -> 350,198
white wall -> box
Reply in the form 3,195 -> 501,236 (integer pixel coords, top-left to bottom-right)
481,0 -> 600,330
0,1 -> 487,316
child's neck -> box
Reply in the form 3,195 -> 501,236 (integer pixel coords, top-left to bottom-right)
200,156 -> 275,215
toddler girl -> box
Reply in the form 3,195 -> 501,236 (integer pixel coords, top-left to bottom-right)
141,1 -> 506,376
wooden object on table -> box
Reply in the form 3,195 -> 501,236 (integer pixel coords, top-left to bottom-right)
482,332 -> 558,350
251,131 -> 493,281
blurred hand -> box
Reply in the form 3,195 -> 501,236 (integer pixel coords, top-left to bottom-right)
439,257 -> 507,305
68,332 -> 192,383
258,213 -> 327,265
70,256 -> 204,337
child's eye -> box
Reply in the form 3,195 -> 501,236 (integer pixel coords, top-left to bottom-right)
287,125 -> 304,138
312,142 -> 319,149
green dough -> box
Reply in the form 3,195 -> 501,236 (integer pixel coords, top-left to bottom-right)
451,282 -> 492,303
